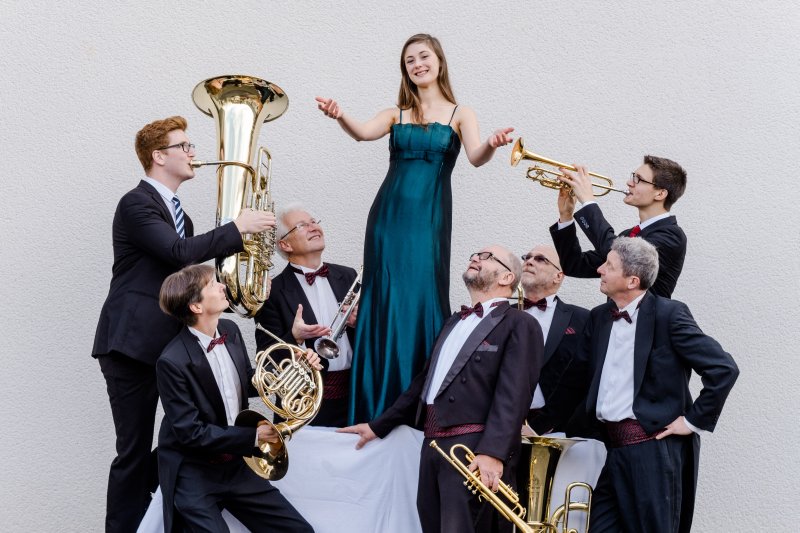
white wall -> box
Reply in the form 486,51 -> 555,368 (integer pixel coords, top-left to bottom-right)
1,1 -> 797,530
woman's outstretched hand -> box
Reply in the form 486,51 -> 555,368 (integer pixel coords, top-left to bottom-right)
488,127 -> 514,148
316,96 -> 342,119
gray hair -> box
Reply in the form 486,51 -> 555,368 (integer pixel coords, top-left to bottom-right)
275,202 -> 317,259
611,237 -> 659,290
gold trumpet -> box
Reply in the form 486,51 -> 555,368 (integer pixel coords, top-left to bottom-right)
511,138 -> 627,197
429,441 -> 535,533
235,324 -> 323,480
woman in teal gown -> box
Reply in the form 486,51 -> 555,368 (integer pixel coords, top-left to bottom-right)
316,34 -> 514,424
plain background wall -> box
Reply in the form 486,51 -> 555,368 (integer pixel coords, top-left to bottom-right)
1,1 -> 798,530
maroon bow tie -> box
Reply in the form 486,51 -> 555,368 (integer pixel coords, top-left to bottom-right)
628,225 -> 642,238
460,302 -> 484,320
610,308 -> 632,324
292,264 -> 329,285
207,333 -> 228,352
523,297 -> 548,311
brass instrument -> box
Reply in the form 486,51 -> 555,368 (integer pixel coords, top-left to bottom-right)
511,138 -> 626,197
429,441 -> 535,533
515,281 -> 525,310
191,75 -> 289,317
314,266 -> 363,359
517,435 -> 593,533
235,324 -> 322,480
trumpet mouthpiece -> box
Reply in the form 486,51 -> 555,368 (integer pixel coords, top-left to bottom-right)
190,160 -> 207,168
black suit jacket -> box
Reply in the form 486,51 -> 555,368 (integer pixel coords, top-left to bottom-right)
549,203 -> 687,298
92,180 -> 243,364
370,302 -> 543,463
528,297 -> 590,434
156,319 -> 260,532
579,291 -> 739,436
253,262 -> 358,369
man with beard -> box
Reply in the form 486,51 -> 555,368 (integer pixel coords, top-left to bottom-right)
339,245 -> 543,533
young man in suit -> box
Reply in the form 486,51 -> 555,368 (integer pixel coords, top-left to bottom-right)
518,244 -> 590,435
156,264 -> 316,533
549,155 -> 688,298
578,237 -> 739,533
254,204 -> 358,427
340,245 -> 543,533
92,115 -> 276,532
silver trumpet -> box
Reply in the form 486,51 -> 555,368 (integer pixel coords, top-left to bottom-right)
313,266 -> 363,359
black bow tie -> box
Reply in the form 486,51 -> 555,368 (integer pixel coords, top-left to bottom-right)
291,264 -> 329,285
522,297 -> 548,311
207,333 -> 228,352
610,308 -> 632,324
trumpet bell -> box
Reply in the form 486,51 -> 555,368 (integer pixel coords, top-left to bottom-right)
313,336 -> 341,359
235,409 -> 289,480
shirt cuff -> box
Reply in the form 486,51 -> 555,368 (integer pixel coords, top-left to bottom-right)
556,219 -> 574,230
683,417 -> 709,435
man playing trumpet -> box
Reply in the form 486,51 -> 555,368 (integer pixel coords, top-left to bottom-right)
550,155 -> 687,298
340,245 -> 542,533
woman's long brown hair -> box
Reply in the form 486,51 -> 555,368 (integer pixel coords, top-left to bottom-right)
397,34 -> 457,126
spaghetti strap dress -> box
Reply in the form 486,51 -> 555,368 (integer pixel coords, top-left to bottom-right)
349,106 -> 461,423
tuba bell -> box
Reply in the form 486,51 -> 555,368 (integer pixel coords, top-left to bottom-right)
235,324 -> 323,480
190,75 -> 289,317
511,138 -> 627,197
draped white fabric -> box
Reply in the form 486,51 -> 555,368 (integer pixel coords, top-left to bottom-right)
138,426 -> 605,533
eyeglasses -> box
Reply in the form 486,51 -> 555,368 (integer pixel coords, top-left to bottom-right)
521,253 -> 562,272
630,172 -> 655,186
280,218 -> 322,239
470,251 -> 512,272
158,142 -> 196,154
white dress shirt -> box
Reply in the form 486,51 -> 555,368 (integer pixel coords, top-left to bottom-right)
290,263 -> 353,372
595,293 -> 645,422
424,297 -> 507,404
189,327 -> 241,426
143,176 -> 179,227
526,294 -> 557,409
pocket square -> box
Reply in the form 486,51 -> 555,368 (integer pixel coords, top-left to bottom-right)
565,327 -> 576,335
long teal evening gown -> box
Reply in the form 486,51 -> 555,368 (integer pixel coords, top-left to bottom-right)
349,108 -> 461,424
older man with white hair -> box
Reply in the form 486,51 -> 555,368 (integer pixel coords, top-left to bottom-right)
254,203 -> 359,427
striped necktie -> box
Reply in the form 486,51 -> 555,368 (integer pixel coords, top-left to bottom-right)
172,196 -> 185,238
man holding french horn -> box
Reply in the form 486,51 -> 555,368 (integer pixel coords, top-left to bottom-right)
254,203 -> 359,428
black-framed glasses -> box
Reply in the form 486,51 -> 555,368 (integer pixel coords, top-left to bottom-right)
280,218 -> 322,239
630,172 -> 655,186
470,251 -> 511,272
158,142 -> 196,154
521,253 -> 562,272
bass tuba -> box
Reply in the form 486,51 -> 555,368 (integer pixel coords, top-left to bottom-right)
235,324 -> 323,480
191,75 -> 289,317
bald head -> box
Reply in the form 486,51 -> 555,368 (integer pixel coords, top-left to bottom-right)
462,244 -> 521,298
521,244 -> 564,299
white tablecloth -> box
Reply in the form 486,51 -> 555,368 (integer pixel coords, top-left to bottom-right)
139,427 -> 605,533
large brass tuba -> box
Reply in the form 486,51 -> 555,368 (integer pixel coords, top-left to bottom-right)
517,435 -> 593,533
511,137 -> 626,197
235,324 -> 323,480
191,75 -> 289,317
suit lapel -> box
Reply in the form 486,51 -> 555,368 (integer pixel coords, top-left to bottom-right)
281,264 -> 317,327
633,292 -> 656,398
326,264 -> 351,302
543,297 -> 571,364
587,306 -> 614,412
138,180 -> 175,229
183,328 -> 228,423
421,313 -> 460,398
435,303 -> 509,398
217,321 -> 248,410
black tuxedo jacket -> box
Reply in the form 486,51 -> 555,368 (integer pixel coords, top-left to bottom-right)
549,202 -> 687,298
579,291 -> 739,436
528,297 -> 590,434
92,180 -> 243,364
156,319 -> 260,532
370,302 -> 543,463
253,262 -> 358,370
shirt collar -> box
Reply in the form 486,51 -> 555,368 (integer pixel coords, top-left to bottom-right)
143,176 -> 177,202
639,212 -> 672,230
